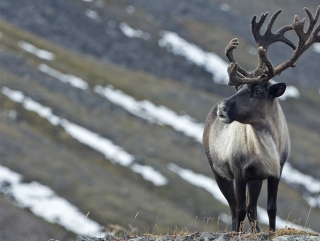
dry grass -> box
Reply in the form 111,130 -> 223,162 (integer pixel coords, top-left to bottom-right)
100,225 -> 319,241
272,227 -> 319,238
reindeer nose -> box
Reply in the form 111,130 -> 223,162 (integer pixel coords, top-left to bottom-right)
217,101 -> 228,119
219,101 -> 228,112
217,101 -> 234,124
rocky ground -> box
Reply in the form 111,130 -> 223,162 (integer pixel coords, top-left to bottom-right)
63,230 -> 320,241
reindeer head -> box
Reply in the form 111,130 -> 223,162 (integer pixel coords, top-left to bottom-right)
217,6 -> 320,125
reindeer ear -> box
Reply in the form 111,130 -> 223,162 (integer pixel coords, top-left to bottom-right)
269,83 -> 286,98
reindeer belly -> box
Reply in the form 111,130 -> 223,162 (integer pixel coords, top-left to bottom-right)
245,165 -> 272,180
241,158 -> 279,180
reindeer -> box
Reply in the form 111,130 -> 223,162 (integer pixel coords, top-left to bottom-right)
202,6 -> 320,232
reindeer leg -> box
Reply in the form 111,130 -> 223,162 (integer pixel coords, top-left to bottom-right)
212,172 -> 237,231
234,177 -> 247,232
267,177 -> 280,231
247,180 -> 263,233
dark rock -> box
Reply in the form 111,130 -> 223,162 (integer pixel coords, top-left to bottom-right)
155,235 -> 175,241
76,236 -> 105,241
272,235 -> 320,241
75,233 -> 320,241
200,232 -> 220,241
104,233 -> 116,241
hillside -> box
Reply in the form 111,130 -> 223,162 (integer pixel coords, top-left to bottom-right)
0,1 -> 319,240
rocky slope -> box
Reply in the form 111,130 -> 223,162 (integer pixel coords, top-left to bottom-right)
0,1 -> 320,241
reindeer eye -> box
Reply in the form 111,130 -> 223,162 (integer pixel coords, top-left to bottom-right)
254,89 -> 262,95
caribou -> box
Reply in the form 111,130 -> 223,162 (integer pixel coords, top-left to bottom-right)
202,6 -> 320,232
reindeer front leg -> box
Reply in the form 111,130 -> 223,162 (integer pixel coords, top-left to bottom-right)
267,176 -> 280,231
247,180 -> 263,233
234,177 -> 247,232
211,170 -> 237,231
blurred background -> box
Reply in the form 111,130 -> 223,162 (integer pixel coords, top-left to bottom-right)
0,0 -> 319,240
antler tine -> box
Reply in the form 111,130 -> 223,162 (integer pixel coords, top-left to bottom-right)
225,38 -> 239,63
304,6 -> 320,45
291,6 -> 320,46
272,25 -> 296,49
264,9 -> 282,34
257,47 -> 275,76
251,12 -> 269,42
266,10 -> 296,49
292,15 -> 308,44
275,6 -> 320,75
304,7 -> 317,38
251,9 -> 295,50
227,62 -> 263,86
313,24 -> 320,43
225,38 -> 250,77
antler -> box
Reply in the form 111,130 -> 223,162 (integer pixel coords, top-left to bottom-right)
225,6 -> 320,86
275,6 -> 320,75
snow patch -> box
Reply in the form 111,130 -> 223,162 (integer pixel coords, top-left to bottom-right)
126,5 -> 135,14
313,43 -> 320,53
168,163 -> 227,205
39,64 -> 88,90
120,23 -> 150,40
282,163 -> 320,207
0,165 -> 21,184
220,3 -> 230,12
18,41 -> 55,60
220,213 -> 232,224
3,110 -> 18,119
0,165 -> 103,237
131,164 -> 168,186
256,207 -> 311,231
279,85 -> 300,100
1,87 -> 60,125
85,9 -> 100,21
60,120 -> 134,167
159,31 -> 229,84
